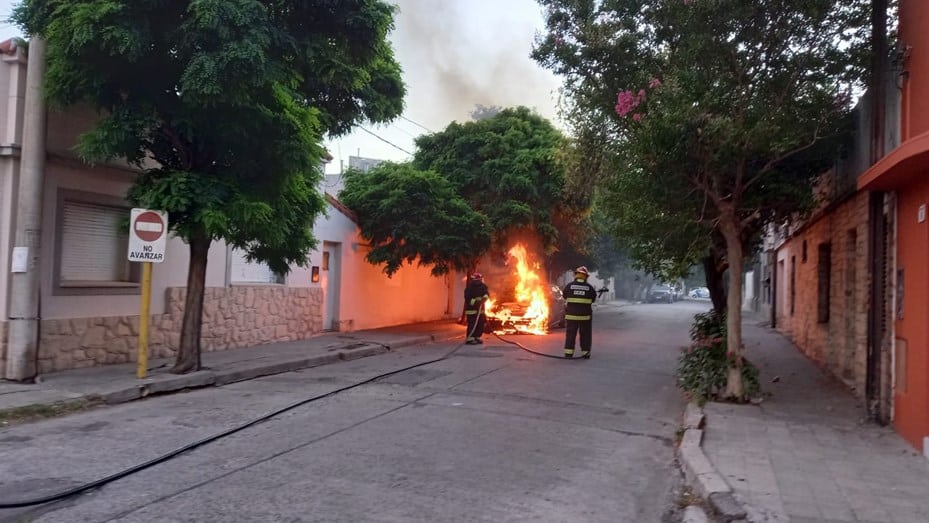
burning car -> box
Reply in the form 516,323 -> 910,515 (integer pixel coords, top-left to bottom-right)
484,285 -> 566,335
480,244 -> 563,335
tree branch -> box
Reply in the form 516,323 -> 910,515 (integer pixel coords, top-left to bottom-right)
159,124 -> 193,170
745,128 -> 823,190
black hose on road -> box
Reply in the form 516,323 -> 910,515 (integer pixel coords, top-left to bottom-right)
0,314 -> 574,509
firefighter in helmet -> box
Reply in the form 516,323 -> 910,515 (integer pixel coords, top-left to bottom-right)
464,273 -> 490,344
562,266 -> 597,358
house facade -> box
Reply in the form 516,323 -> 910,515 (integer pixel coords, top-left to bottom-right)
769,0 -> 929,456
0,39 -> 464,380
771,78 -> 899,409
857,0 -> 929,455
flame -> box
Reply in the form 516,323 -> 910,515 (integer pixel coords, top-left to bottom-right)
485,243 -> 550,335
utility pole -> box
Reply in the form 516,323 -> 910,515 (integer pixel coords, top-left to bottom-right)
6,38 -> 48,381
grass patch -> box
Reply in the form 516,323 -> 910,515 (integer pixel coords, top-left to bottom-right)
0,397 -> 104,426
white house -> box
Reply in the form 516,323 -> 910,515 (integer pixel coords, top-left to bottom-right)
0,39 -> 464,380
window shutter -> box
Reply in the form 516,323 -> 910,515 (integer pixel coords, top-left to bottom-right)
230,248 -> 281,284
60,201 -> 130,282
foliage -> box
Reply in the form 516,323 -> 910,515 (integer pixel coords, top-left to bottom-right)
689,310 -> 726,343
533,0 -> 870,396
679,311 -> 758,404
339,163 -> 491,276
676,336 -> 760,405
413,107 -> 572,257
15,0 -> 406,371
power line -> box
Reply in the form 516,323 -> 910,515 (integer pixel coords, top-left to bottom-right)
358,126 -> 413,156
400,115 -> 433,133
389,122 -> 418,139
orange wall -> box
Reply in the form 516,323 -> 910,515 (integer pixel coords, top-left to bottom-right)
892,172 -> 929,451
901,0 -> 929,139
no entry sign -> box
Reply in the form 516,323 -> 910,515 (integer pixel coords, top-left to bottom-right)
128,208 -> 168,263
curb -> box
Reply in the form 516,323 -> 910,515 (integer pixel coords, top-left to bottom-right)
4,333 -> 458,416
678,402 -> 748,522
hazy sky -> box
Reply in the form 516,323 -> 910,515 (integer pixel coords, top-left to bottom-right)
0,0 -> 562,174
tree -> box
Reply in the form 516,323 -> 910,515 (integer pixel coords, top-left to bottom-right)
534,0 -> 869,398
339,163 -> 491,276
15,0 -> 405,373
413,107 -> 572,258
470,104 -> 503,121
562,121 -> 725,310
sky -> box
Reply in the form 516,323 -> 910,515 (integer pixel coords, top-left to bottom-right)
0,0 -> 563,175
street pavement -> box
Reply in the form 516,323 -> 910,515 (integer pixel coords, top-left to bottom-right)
702,319 -> 929,523
0,321 -> 464,414
0,300 -> 694,523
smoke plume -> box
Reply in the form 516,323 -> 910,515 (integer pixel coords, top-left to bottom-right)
389,0 -> 562,130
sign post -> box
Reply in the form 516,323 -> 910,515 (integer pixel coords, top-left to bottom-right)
128,209 -> 168,379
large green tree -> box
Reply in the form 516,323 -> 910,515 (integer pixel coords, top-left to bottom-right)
339,163 -> 491,276
15,0 -> 405,373
534,0 -> 869,397
414,107 -> 572,259
341,108 -> 586,282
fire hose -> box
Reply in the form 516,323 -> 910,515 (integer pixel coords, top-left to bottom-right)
0,312 -> 575,510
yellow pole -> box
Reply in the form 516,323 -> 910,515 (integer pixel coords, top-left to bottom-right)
137,261 -> 152,379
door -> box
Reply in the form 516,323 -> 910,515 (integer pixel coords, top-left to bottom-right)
322,241 -> 342,331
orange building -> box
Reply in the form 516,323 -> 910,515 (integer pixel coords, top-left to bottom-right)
858,0 -> 929,454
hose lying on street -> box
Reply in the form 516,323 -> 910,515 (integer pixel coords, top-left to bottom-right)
493,332 -> 581,360
0,314 -> 574,509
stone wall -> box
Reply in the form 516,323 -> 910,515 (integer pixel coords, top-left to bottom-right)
35,286 -> 324,374
775,192 -> 870,395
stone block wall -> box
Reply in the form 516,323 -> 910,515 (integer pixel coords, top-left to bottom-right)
35,286 -> 324,374
775,192 -> 870,395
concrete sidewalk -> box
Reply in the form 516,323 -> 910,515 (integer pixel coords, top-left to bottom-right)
0,320 -> 464,417
699,320 -> 929,522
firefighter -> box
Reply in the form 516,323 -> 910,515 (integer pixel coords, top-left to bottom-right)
464,273 -> 490,345
562,266 -> 597,358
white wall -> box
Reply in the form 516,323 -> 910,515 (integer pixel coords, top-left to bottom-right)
775,247 -> 790,321
743,270 -> 755,311
0,47 -> 27,321
311,199 -> 461,331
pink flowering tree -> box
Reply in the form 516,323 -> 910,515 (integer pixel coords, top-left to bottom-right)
533,0 -> 870,399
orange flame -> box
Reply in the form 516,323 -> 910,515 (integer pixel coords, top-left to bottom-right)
485,243 -> 550,335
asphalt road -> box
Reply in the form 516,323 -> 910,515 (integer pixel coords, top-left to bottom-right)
0,300 -> 711,523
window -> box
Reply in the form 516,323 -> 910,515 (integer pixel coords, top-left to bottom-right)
229,248 -> 284,284
817,243 -> 831,323
801,240 -> 808,263
55,192 -> 140,295
790,256 -> 796,315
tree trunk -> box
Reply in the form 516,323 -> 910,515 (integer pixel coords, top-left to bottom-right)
703,254 -> 727,314
173,233 -> 211,374
719,213 -> 745,399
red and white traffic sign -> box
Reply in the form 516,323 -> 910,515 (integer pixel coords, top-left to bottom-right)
128,208 -> 168,263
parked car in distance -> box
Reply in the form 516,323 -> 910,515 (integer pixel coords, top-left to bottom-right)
646,284 -> 674,303
689,287 -> 710,299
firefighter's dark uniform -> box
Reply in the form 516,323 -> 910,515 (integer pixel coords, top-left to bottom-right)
464,279 -> 489,344
562,277 -> 597,358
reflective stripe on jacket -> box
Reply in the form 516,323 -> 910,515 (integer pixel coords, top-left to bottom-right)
562,278 -> 596,321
